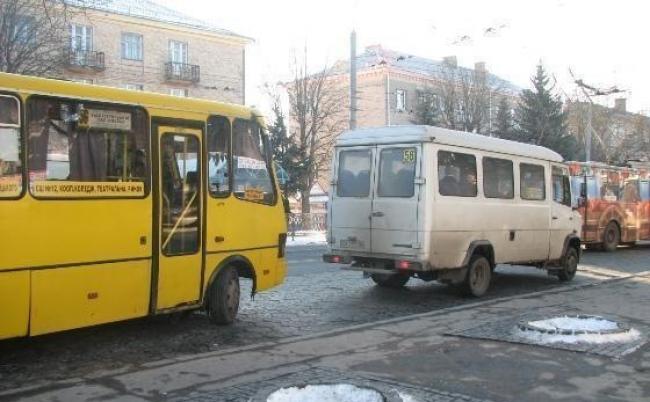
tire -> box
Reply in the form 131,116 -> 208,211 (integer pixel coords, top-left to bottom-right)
602,221 -> 620,252
462,255 -> 491,297
558,247 -> 578,282
207,266 -> 240,325
370,272 -> 410,288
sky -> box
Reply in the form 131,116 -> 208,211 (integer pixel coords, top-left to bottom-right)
159,0 -> 649,115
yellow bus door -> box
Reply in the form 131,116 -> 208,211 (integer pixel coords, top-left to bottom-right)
155,126 -> 204,310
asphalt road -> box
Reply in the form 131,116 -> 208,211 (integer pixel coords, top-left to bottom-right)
1,243 -> 649,391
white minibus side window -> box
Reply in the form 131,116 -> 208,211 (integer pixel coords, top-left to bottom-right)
438,150 -> 477,197
337,150 -> 371,197
0,95 -> 22,198
378,148 -> 416,198
520,163 -> 546,200
552,166 -> 571,206
483,157 -> 514,199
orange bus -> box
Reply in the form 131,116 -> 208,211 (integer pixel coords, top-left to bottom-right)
569,161 -> 650,251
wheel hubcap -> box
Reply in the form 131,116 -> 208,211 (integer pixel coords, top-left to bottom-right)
471,261 -> 489,292
567,255 -> 577,274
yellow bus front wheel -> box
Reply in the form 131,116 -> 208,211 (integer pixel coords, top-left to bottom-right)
206,266 -> 240,325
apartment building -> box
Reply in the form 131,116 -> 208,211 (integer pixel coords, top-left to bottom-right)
329,45 -> 520,130
63,0 -> 251,103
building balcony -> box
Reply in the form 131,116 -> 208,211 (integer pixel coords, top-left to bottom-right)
165,62 -> 200,83
66,49 -> 105,71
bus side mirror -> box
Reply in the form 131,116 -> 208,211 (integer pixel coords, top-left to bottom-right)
580,183 -> 587,198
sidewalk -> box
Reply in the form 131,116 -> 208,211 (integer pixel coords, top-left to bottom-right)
3,271 -> 649,402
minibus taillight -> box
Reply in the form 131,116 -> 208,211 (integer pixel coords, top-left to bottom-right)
323,254 -> 347,264
278,233 -> 287,258
396,260 -> 420,270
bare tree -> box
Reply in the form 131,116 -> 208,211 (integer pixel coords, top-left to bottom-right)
435,64 -> 460,130
0,0 -> 85,76
458,67 -> 492,133
430,63 -> 496,134
566,101 -> 625,163
286,49 -> 346,213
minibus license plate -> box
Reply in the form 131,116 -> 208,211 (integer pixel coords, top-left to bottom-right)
340,239 -> 354,248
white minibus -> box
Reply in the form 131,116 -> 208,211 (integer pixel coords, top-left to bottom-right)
323,126 -> 582,296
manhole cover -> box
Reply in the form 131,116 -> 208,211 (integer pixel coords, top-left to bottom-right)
265,384 -> 389,402
516,314 -> 640,344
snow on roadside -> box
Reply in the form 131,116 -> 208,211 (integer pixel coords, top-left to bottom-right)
526,316 -> 619,332
286,231 -> 326,247
266,384 -> 383,402
516,327 -> 641,345
516,316 -> 641,345
396,391 -> 420,402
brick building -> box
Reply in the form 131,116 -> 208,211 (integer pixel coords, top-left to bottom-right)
63,0 -> 251,103
328,45 -> 520,130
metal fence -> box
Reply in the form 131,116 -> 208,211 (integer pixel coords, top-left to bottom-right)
287,213 -> 327,232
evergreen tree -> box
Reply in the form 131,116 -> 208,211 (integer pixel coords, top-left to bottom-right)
267,101 -> 302,197
514,64 -> 577,159
493,97 -> 514,139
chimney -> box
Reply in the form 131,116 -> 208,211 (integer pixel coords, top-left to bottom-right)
614,98 -> 627,113
443,56 -> 457,68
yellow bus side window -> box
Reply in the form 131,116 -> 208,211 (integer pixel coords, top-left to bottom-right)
0,95 -> 22,198
26,97 -> 149,198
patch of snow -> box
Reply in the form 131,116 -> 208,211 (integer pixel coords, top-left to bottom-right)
516,327 -> 641,345
397,390 -> 420,402
527,316 -> 619,332
286,231 -> 326,247
266,384 -> 383,402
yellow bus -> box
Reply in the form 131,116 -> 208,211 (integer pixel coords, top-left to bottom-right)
0,72 -> 287,340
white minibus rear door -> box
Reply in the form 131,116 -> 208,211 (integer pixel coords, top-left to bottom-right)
370,145 -> 421,256
330,147 -> 375,253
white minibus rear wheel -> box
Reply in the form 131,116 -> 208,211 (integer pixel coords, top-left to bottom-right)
462,255 -> 491,297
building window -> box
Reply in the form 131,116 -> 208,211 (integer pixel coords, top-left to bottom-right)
396,89 -> 406,112
70,24 -> 93,51
169,88 -> 188,97
169,40 -> 189,64
124,84 -> 144,91
121,33 -> 143,61
12,15 -> 35,44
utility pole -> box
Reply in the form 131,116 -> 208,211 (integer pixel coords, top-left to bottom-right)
349,30 -> 357,130
570,69 -> 624,163
585,102 -> 593,162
